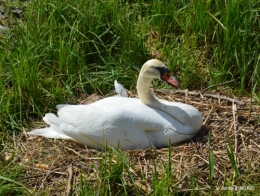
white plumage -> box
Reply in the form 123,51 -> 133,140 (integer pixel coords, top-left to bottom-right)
27,59 -> 203,150
114,80 -> 128,97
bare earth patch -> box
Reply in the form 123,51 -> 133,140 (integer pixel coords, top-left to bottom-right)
2,90 -> 260,195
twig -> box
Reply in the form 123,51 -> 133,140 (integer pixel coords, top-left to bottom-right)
203,93 -> 245,105
63,146 -> 87,160
173,174 -> 187,189
250,140 -> 260,150
228,117 -> 252,138
154,89 -> 245,105
203,106 -> 215,125
19,171 -> 67,181
201,79 -> 235,93
63,146 -> 102,160
19,174 -> 45,180
66,163 -> 73,196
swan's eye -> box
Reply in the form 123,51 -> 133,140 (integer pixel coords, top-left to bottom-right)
164,65 -> 170,73
156,67 -> 171,76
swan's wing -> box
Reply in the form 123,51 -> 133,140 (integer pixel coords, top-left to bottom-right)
114,80 -> 127,97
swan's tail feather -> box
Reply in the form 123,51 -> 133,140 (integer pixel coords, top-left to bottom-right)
27,113 -> 72,140
26,128 -> 72,139
114,80 -> 128,97
43,113 -> 63,126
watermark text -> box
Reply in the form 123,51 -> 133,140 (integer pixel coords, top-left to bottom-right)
216,186 -> 255,191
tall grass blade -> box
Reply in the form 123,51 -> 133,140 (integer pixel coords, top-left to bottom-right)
208,132 -> 214,182
226,132 -> 240,178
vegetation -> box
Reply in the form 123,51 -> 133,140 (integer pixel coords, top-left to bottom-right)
0,0 -> 259,195
1,0 -> 259,133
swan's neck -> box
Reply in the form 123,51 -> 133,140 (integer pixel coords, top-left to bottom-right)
137,74 -> 161,108
137,73 -> 197,127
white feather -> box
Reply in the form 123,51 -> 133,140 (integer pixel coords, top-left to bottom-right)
43,113 -> 63,126
114,80 -> 127,97
27,128 -> 71,139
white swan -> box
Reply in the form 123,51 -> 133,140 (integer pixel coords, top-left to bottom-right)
27,59 -> 203,150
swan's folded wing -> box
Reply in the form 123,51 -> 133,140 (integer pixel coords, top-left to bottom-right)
59,123 -> 104,149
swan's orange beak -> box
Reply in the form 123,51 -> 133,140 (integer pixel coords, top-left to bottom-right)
161,72 -> 179,88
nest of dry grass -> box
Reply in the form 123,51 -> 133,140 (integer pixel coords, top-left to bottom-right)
2,90 -> 260,195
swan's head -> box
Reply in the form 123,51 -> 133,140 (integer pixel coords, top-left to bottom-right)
141,59 -> 179,88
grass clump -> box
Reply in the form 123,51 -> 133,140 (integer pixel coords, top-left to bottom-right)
1,0 -> 260,133
1,0 -> 150,132
0,138 -> 32,195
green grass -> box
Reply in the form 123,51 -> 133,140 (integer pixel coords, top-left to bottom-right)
0,0 -> 260,195
0,139 -> 31,195
1,0 -> 259,133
